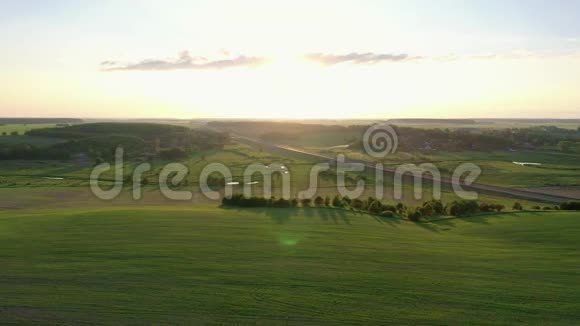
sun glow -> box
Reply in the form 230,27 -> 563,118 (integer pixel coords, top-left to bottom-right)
3,52 -> 580,119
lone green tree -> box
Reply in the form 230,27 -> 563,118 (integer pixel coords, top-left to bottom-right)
314,196 -> 325,207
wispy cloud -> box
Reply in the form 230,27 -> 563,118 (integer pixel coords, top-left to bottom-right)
304,52 -> 421,65
101,51 -> 267,71
304,50 -> 580,65
101,49 -> 580,72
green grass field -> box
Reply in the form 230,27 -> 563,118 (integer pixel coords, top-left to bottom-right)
0,124 -> 577,324
0,139 -> 557,208
314,147 -> 580,188
0,123 -> 59,135
0,206 -> 578,324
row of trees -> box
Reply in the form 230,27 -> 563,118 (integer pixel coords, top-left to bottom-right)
406,200 -> 506,221
0,144 -> 70,160
223,194 -> 561,221
560,202 -> 580,210
223,193 -> 580,221
315,123 -> 580,153
207,121 -> 580,152
348,126 -> 514,152
512,126 -> 580,148
518,201 -> 580,211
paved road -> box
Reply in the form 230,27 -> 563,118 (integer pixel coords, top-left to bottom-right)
232,135 -> 574,204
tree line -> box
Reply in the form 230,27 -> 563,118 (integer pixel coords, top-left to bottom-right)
223,194 -> 580,221
0,123 -> 228,161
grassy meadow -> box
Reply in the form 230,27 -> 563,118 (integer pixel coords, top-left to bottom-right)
0,121 -> 579,324
0,141 -> 548,208
0,123 -> 60,135
0,206 -> 578,324
313,147 -> 580,189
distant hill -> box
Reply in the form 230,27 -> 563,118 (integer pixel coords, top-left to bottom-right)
387,119 -> 477,124
475,118 -> 580,124
0,118 -> 83,124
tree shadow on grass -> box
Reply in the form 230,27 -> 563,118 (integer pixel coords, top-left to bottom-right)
450,211 -> 514,225
414,221 -> 442,233
431,217 -> 456,229
331,207 -> 351,225
314,207 -> 352,225
335,208 -> 402,228
219,206 -> 355,225
316,207 -> 331,222
425,211 -> 522,229
370,214 -> 402,228
220,206 -> 300,224
220,206 -> 418,227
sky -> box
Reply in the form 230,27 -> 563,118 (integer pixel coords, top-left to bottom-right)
1,0 -> 580,119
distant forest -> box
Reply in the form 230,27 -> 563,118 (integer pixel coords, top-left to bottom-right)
0,118 -> 83,124
211,121 -> 580,153
386,119 -> 477,124
0,123 -> 228,161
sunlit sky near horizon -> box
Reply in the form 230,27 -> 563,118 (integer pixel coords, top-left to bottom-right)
1,0 -> 580,119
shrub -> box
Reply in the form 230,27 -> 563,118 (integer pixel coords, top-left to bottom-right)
351,198 -> 364,210
396,203 -> 407,215
560,201 -> 580,210
368,200 -> 383,215
480,203 -> 505,212
532,205 -> 541,210
342,196 -> 352,206
273,198 -> 291,208
479,203 -> 494,212
512,202 -> 523,210
290,198 -> 299,207
314,196 -> 325,207
324,196 -> 331,207
448,200 -> 480,216
434,201 -> 446,214
332,195 -> 343,207
408,209 -> 423,222
420,204 -> 434,217
301,198 -> 312,207
382,204 -> 397,214
380,210 -> 396,218
222,194 -> 271,207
